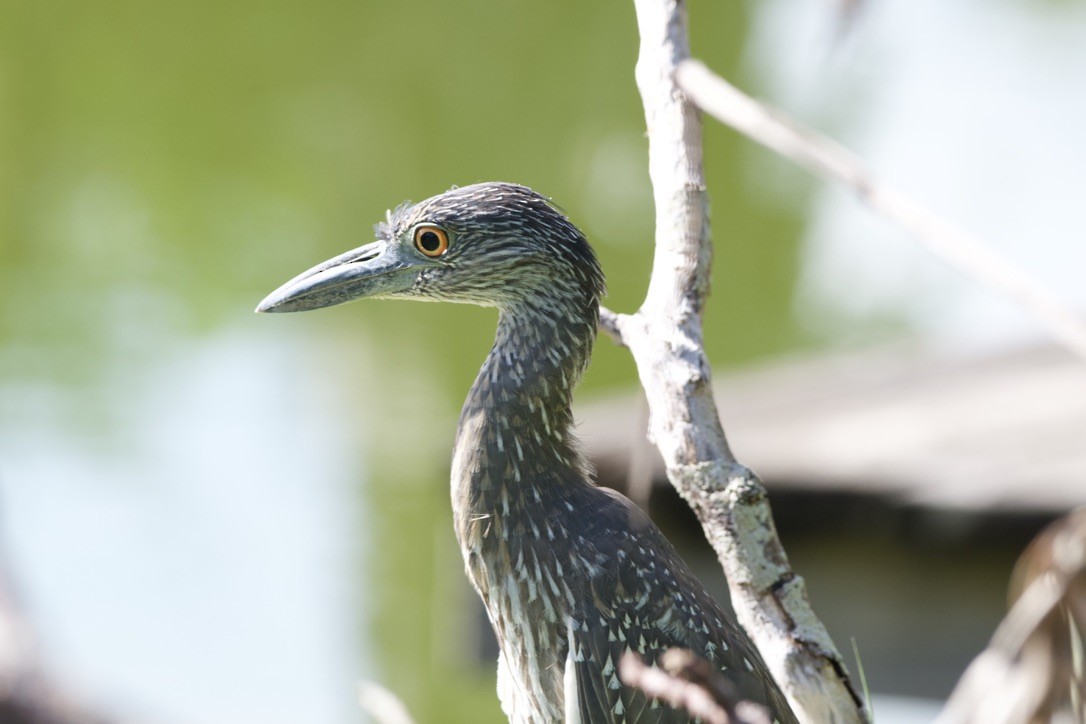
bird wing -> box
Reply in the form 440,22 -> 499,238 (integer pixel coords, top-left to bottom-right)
563,486 -> 797,724
564,579 -> 694,723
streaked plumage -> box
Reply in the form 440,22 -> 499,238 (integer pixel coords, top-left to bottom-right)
258,182 -> 797,723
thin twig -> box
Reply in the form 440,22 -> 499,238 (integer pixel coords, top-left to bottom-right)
357,681 -> 416,724
620,651 -> 729,724
598,306 -> 627,347
620,649 -> 774,724
936,508 -> 1086,724
0,554 -> 125,723
675,59 -> 1086,363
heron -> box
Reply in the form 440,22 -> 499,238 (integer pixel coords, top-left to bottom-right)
257,182 -> 797,723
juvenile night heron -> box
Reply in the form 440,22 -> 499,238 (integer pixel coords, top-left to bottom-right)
258,182 -> 797,723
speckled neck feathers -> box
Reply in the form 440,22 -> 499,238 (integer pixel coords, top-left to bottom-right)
449,263 -> 605,722
452,285 -> 600,543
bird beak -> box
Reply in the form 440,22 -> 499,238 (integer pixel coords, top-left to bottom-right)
256,240 -> 414,313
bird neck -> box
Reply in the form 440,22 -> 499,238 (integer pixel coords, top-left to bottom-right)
452,296 -> 598,536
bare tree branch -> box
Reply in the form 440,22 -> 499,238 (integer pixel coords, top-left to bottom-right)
614,1 -> 868,721
357,681 -> 416,724
936,507 -> 1086,724
598,306 -> 627,347
619,649 -> 774,724
675,59 -> 1086,364
0,551 -> 125,723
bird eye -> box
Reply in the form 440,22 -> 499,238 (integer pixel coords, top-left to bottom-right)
413,225 -> 449,257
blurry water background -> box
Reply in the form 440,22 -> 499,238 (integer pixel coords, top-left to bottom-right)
0,0 -> 1083,722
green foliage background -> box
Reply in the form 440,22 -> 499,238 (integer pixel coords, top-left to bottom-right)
0,2 -> 812,721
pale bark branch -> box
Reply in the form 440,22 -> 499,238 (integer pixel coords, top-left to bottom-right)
935,508 -> 1086,724
357,681 -> 416,724
0,554 -> 123,723
619,649 -> 773,724
675,59 -> 1086,364
598,306 -> 627,347
621,1 -> 868,722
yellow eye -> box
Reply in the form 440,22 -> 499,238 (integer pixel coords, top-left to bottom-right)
413,225 -> 449,257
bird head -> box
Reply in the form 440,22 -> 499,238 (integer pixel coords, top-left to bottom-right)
256,182 -> 605,315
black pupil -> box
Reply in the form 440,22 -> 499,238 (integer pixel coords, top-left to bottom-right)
419,230 -> 441,252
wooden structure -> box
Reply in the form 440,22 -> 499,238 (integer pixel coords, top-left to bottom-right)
576,342 -> 1084,703
583,342 -> 1085,514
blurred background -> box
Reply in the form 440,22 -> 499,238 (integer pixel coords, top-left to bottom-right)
1,0 -> 1084,722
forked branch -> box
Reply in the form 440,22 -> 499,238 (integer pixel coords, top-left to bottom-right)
605,1 -> 869,721
674,59 -> 1086,363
